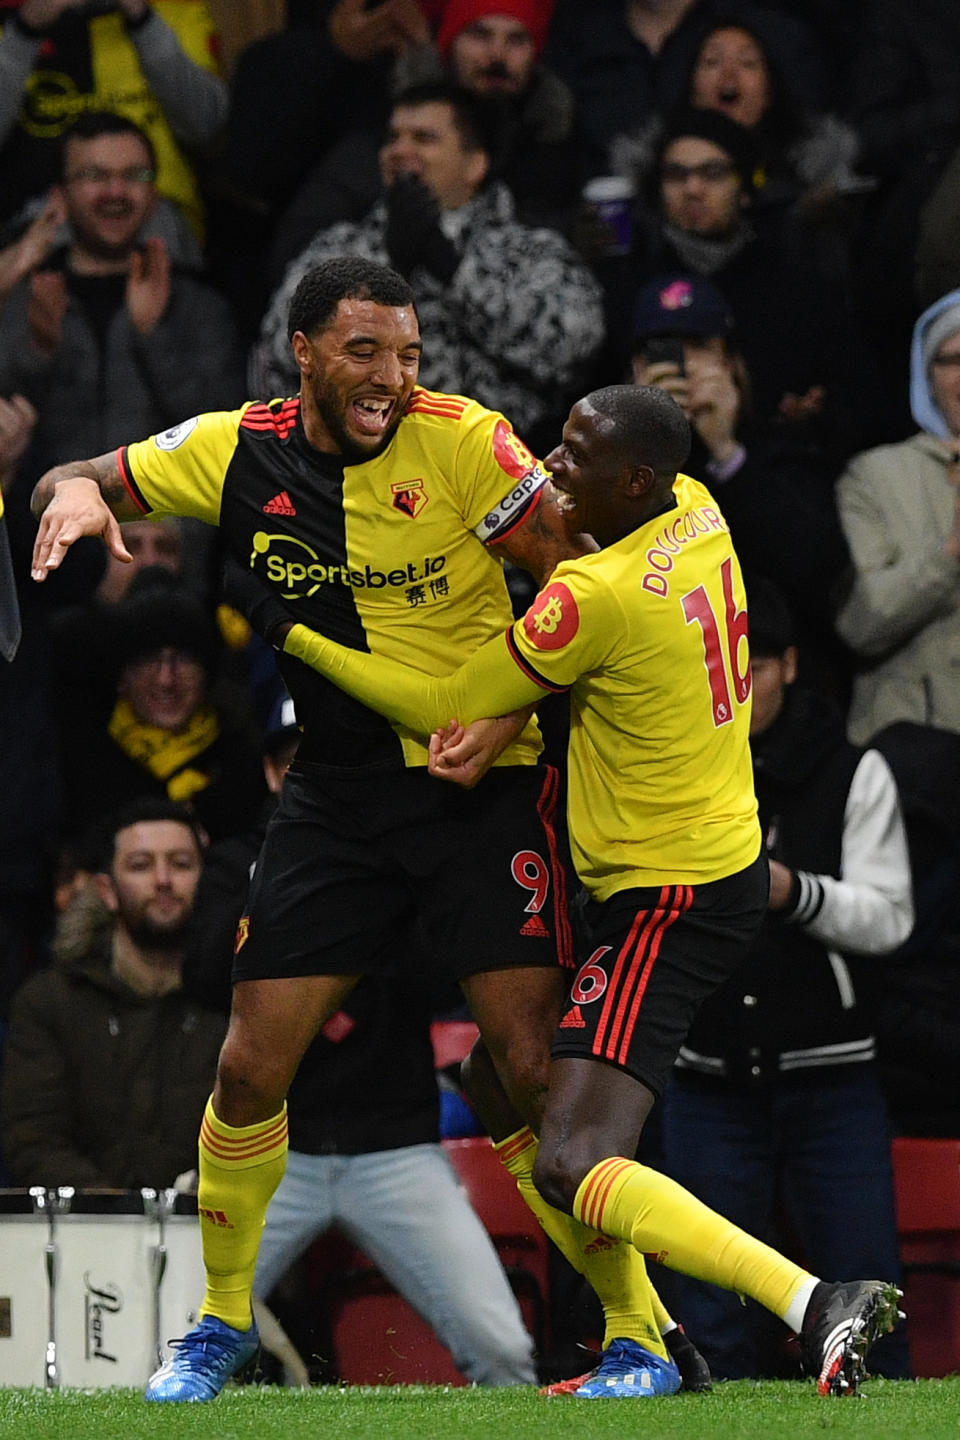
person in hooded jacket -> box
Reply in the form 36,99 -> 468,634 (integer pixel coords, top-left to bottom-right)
835,287 -> 960,745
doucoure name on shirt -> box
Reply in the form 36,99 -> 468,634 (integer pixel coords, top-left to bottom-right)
641,506 -> 727,596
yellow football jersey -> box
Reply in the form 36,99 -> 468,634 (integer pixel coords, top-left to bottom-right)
119,389 -> 549,770
509,473 -> 760,894
284,472 -> 761,896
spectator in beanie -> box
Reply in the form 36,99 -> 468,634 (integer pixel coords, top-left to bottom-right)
55,569 -> 266,847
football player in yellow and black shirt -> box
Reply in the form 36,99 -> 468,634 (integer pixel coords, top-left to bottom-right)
274,383 -> 904,1399
30,258 -> 703,1402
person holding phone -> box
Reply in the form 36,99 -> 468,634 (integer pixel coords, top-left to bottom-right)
632,277 -> 745,487
631,272 -> 851,702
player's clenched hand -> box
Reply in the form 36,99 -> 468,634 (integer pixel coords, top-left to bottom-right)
428,710 -> 533,788
31,475 -> 131,581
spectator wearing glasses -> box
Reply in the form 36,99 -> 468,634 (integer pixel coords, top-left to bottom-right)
596,106 -> 881,466
0,0 -> 226,250
0,112 -> 245,474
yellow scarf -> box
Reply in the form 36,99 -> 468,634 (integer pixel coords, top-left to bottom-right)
108,697 -> 220,803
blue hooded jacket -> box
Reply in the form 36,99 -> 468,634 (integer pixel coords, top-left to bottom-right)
909,287 -> 960,438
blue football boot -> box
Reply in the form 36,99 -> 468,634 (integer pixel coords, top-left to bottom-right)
571,1337 -> 682,1398
144,1314 -> 259,1402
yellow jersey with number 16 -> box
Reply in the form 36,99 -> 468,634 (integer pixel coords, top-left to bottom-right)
507,473 -> 760,898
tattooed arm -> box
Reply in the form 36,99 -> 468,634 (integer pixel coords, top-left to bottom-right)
489,479 -> 597,587
31,453 -> 140,581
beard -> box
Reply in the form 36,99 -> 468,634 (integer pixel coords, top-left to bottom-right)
121,909 -> 192,952
309,372 -> 406,464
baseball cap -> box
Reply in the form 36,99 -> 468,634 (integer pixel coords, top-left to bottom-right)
633,275 -> 735,343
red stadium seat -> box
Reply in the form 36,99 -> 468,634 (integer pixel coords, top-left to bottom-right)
430,1020 -> 480,1071
891,1137 -> 960,1376
304,1230 -> 466,1385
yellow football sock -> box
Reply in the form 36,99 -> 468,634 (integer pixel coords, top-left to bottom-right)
650,1286 -> 672,1335
197,1097 -> 288,1331
495,1128 -> 667,1357
575,1156 -> 812,1322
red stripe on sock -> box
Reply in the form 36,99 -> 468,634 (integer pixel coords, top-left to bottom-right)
497,1130 -> 535,1164
580,1157 -> 632,1230
201,1113 -> 287,1162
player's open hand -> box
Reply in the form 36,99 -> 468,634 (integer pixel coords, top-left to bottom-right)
31,475 -> 131,581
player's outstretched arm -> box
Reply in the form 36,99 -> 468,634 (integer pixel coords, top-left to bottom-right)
283,621 -> 545,735
31,453 -> 141,581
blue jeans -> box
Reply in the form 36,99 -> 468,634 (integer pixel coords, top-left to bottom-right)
661,1067 -> 911,1379
254,1143 -> 535,1385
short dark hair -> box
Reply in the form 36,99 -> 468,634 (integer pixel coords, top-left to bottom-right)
92,797 -> 206,874
286,257 -> 416,343
61,110 -> 157,178
390,81 -> 496,159
586,384 -> 692,478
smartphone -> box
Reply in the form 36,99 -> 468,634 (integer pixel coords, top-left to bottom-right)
644,337 -> 686,375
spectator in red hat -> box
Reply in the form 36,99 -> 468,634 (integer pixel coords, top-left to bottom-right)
266,0 -> 591,285
435,0 -> 553,64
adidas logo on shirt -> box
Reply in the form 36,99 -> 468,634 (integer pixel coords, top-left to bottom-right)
263,491 -> 297,515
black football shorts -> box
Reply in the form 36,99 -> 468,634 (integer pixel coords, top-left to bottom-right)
232,760 -> 575,985
551,853 -> 768,1096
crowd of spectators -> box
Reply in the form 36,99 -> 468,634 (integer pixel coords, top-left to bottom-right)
2,0 -> 960,1386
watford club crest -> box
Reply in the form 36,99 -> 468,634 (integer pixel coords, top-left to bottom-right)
391,479 -> 428,518
234,916 -> 250,954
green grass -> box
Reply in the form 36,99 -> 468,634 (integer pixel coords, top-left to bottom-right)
2,1378 -> 960,1440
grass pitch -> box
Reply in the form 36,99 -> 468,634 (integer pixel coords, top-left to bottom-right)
2,1377 -> 960,1440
